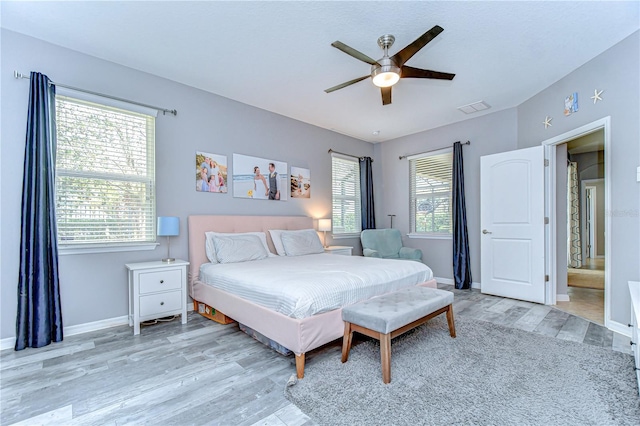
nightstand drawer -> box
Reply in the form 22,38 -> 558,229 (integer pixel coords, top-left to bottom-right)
139,269 -> 182,294
139,291 -> 182,317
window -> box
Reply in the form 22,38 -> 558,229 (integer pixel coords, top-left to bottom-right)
331,154 -> 361,235
55,90 -> 156,248
409,148 -> 453,236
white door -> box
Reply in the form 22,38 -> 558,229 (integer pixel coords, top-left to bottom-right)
480,146 -> 545,303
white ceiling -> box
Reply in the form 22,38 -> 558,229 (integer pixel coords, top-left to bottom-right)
2,1 -> 639,142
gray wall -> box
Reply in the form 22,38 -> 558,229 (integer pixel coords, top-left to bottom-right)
517,31 -> 639,325
0,30 -> 372,339
373,108 -> 518,281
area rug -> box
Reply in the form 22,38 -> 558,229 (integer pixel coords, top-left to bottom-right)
568,268 -> 605,290
286,317 -> 639,425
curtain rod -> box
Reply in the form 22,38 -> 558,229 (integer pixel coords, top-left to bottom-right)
14,71 -> 177,116
398,140 -> 470,160
328,149 -> 373,162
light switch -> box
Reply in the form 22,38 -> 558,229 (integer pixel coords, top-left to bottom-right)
637,166 -> 640,182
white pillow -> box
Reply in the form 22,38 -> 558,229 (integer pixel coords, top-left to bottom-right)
268,229 -> 287,256
280,229 -> 325,256
205,231 -> 272,263
212,234 -> 269,264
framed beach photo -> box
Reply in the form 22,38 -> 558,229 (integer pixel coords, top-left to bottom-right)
232,153 -> 288,201
290,166 -> 310,199
195,151 -> 228,193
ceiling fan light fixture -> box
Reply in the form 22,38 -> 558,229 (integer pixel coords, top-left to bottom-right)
371,55 -> 401,88
372,69 -> 400,87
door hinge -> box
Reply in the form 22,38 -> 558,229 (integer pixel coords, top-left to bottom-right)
545,274 -> 549,282
544,159 -> 549,167
544,217 -> 549,224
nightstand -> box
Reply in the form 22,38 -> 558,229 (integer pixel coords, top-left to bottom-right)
324,245 -> 353,256
125,259 -> 189,335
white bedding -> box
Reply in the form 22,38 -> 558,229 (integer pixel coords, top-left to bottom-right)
199,253 -> 433,319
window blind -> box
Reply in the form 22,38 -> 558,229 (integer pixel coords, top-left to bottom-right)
331,154 -> 362,235
409,149 -> 453,235
55,95 -> 156,246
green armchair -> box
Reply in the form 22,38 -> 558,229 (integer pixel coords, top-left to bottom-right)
360,229 -> 422,262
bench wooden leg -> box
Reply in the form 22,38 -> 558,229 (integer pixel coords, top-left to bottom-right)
380,332 -> 391,384
341,322 -> 353,363
295,353 -> 305,379
446,304 -> 456,338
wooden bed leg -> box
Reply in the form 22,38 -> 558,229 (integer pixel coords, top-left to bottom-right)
295,353 -> 305,379
380,332 -> 391,384
341,321 -> 353,363
446,304 -> 456,338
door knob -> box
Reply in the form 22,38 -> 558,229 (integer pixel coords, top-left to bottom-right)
482,229 -> 492,234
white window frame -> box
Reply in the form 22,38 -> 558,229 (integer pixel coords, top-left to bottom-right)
408,147 -> 453,239
331,153 -> 362,237
55,88 -> 158,254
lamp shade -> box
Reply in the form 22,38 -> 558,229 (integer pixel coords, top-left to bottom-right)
318,218 -> 332,232
157,216 -> 179,236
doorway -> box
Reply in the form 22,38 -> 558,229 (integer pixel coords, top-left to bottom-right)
557,131 -> 605,324
543,118 -> 610,328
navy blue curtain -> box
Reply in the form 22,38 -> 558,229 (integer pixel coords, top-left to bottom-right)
452,142 -> 472,289
15,72 -> 63,350
359,157 -> 376,230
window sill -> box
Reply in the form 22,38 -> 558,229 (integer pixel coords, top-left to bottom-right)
407,233 -> 452,240
58,243 -> 159,255
331,233 -> 361,239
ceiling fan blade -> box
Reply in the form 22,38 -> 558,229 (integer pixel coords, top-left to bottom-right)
381,87 -> 392,105
325,75 -> 370,93
331,41 -> 380,66
391,25 -> 444,67
401,65 -> 455,80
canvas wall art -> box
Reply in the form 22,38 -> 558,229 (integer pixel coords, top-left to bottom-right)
564,92 -> 579,116
232,153 -> 288,200
196,151 -> 227,193
290,166 -> 311,199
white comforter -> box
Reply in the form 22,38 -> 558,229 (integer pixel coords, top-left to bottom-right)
199,253 -> 433,319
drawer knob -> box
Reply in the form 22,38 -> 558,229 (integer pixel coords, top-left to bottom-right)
160,301 -> 165,306
160,280 -> 164,284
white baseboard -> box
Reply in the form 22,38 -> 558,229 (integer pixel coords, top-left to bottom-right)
556,294 -> 570,302
0,337 -> 15,351
1,315 -> 128,351
435,277 -> 481,290
435,277 -> 453,285
1,304 -> 195,351
607,319 -> 632,338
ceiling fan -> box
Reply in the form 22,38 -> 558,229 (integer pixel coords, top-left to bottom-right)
325,25 -> 455,106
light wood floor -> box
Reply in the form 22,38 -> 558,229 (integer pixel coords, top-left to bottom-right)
557,257 -> 606,325
1,285 -> 631,426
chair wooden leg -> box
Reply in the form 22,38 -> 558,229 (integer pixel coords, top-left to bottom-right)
380,332 -> 391,384
295,353 -> 305,379
341,322 -> 353,363
446,304 -> 456,338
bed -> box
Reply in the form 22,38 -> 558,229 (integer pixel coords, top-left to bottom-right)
187,215 -> 437,378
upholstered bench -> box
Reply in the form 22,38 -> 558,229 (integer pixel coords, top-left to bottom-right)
341,286 -> 455,384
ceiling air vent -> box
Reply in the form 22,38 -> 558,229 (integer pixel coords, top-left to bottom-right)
457,101 -> 491,114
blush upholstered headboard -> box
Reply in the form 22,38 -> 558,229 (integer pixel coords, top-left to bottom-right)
187,215 -> 314,291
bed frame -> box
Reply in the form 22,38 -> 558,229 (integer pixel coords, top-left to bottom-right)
187,215 -> 436,378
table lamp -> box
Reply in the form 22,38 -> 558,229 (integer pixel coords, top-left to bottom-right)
318,218 -> 332,248
157,216 -> 179,263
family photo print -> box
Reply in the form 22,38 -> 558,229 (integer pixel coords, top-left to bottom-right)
195,151 -> 228,193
